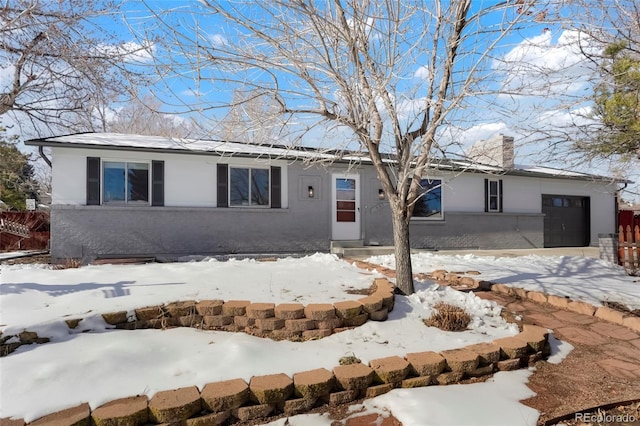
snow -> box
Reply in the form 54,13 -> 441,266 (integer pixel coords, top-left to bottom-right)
0,253 -> 378,335
0,251 -> 611,424
36,132 -> 364,162
264,370 -> 539,426
357,370 -> 539,426
29,133 -> 617,182
368,252 -> 640,310
0,251 -> 34,261
546,334 -> 574,364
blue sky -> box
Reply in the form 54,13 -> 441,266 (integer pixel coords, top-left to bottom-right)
3,0 -> 638,201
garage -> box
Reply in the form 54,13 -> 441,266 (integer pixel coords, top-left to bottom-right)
542,195 -> 590,247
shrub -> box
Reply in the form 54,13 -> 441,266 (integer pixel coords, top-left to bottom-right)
424,302 -> 471,332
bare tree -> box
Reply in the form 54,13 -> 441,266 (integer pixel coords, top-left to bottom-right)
0,0 -> 151,135
219,89 -> 286,144
105,95 -> 201,137
146,0 -> 553,294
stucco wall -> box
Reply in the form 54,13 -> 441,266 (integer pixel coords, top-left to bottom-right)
51,147 -> 290,208
50,159 -> 329,261
48,146 -> 617,260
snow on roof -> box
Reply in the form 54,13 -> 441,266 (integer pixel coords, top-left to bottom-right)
37,132 -> 328,158
514,164 -> 592,178
26,132 -> 622,182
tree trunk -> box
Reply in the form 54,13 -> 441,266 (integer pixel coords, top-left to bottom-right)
391,211 -> 414,295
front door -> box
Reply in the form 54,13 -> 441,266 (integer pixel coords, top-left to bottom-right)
331,173 -> 361,240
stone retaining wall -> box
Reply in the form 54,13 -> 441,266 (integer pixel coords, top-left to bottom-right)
0,278 -> 395,356
3,324 -> 550,426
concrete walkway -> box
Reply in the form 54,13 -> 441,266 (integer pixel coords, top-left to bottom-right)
433,246 -> 601,259
346,247 -> 603,262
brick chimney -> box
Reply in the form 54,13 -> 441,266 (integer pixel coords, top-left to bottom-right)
467,134 -> 515,169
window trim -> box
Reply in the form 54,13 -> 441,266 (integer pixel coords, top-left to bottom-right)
101,158 -> 152,206
411,177 -> 444,221
228,166 -> 272,208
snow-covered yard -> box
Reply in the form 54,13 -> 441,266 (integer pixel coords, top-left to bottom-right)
0,252 -> 606,424
370,252 -> 640,311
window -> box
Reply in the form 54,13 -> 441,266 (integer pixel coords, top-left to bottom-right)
484,179 -> 503,212
413,178 -> 442,219
103,161 -> 149,204
230,167 -> 270,207
488,180 -> 499,211
86,157 -> 163,206
335,178 -> 356,222
217,164 -> 281,208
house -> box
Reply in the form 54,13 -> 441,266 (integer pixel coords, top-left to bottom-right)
25,133 -> 622,262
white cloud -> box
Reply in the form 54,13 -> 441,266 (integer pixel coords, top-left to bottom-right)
96,40 -> 155,63
414,65 -> 429,79
458,122 -> 511,147
494,29 -> 602,97
208,34 -> 228,47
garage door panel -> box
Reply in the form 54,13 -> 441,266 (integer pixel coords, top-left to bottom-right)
542,195 -> 590,247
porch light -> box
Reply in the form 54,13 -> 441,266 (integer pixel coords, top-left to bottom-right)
308,185 -> 315,198
378,188 -> 385,200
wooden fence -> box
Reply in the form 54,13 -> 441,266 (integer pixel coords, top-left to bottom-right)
0,212 -> 50,251
618,225 -> 640,272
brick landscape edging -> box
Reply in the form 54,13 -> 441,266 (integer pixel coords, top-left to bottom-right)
3,324 -> 550,426
0,278 -> 394,356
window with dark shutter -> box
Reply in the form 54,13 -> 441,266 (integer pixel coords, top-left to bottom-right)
485,178 -> 503,212
271,166 -> 281,208
86,157 -> 101,205
217,164 -> 229,207
152,160 -> 164,206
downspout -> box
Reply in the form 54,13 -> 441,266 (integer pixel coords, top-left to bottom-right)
38,146 -> 52,167
615,182 -> 628,229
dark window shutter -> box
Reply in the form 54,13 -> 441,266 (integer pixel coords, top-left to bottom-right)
217,164 -> 228,207
498,179 -> 503,213
86,157 -> 101,205
152,160 -> 164,206
271,166 -> 281,208
483,178 -> 488,212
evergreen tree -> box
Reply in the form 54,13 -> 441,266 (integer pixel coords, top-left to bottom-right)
0,127 -> 39,210
592,42 -> 640,159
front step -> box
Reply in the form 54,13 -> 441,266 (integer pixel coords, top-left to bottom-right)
330,240 -> 364,250
339,246 -> 396,257
330,240 -> 363,256
331,240 -> 396,257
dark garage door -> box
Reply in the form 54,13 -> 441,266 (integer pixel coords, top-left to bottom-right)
542,195 -> 590,247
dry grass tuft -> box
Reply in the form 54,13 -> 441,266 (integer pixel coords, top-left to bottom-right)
53,258 -> 82,270
423,302 -> 471,332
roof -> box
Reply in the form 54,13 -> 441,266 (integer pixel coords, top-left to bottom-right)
25,132 -> 626,183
